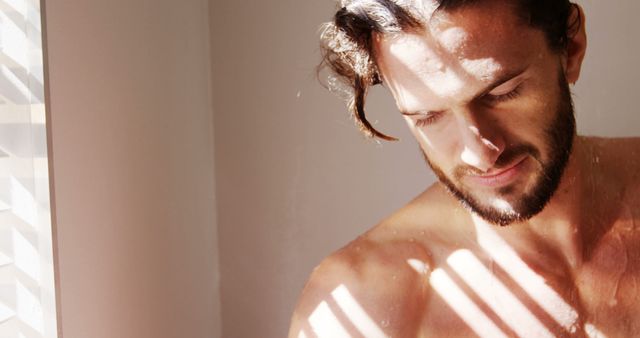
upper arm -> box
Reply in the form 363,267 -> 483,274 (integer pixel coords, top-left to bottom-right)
288,241 -> 431,338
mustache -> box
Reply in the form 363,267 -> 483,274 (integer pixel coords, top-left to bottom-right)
453,143 -> 540,178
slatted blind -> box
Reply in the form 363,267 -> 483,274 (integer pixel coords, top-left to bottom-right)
0,0 -> 58,337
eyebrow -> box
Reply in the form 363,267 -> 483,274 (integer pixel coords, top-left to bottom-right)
400,66 -> 530,117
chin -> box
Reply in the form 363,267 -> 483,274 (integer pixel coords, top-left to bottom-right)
460,192 -> 539,226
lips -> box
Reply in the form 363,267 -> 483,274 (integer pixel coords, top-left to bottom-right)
466,157 -> 528,187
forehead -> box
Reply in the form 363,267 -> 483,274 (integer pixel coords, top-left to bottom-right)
375,1 -> 548,110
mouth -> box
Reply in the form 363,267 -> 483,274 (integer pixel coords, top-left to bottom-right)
466,157 -> 528,187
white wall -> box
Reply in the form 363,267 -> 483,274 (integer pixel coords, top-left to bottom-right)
44,0 -> 221,337
211,1 -> 640,337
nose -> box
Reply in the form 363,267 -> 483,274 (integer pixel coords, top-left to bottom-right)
455,112 -> 505,172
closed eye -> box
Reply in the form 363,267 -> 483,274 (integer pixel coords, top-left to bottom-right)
484,84 -> 522,104
415,111 -> 444,127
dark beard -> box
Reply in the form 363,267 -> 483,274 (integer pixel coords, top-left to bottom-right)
424,72 -> 576,226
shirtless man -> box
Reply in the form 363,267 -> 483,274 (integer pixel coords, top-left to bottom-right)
289,1 -> 640,337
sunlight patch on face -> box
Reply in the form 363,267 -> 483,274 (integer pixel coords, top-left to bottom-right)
461,146 -> 486,171
471,214 -> 581,332
460,58 -> 503,82
387,35 -> 465,98
331,285 -> 387,338
491,198 -> 515,214
308,301 -> 351,338
435,26 -> 469,54
416,124 -> 434,148
427,67 -> 465,97
447,250 -> 554,338
482,138 -> 500,152
466,126 -> 501,152
429,268 -> 509,338
466,125 -> 501,153
406,115 -> 435,148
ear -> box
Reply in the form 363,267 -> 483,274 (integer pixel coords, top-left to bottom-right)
564,4 -> 587,84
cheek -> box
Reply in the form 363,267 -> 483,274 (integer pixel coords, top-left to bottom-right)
509,95 -> 559,153
405,117 -> 459,170
506,69 -> 565,146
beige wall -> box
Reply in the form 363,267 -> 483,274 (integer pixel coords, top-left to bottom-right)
574,0 -> 640,136
210,1 -> 432,337
44,0 -> 221,337
211,1 -> 640,337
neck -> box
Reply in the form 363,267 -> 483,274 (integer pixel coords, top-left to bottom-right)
526,136 -> 618,267
472,135 -> 610,269
529,135 -> 590,225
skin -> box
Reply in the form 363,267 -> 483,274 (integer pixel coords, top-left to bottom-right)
290,2 -> 640,337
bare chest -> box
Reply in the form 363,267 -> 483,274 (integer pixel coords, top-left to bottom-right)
575,220 -> 640,337
416,228 -> 640,338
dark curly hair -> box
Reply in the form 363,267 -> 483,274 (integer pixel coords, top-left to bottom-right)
319,0 -> 582,141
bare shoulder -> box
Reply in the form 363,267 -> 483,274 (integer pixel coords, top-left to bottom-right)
587,136 -> 640,261
288,227 -> 435,337
592,136 -> 640,170
289,184 -> 458,338
596,136 -> 640,149
592,136 -> 640,194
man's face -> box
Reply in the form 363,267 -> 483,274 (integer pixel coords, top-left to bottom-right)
374,1 -> 576,226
